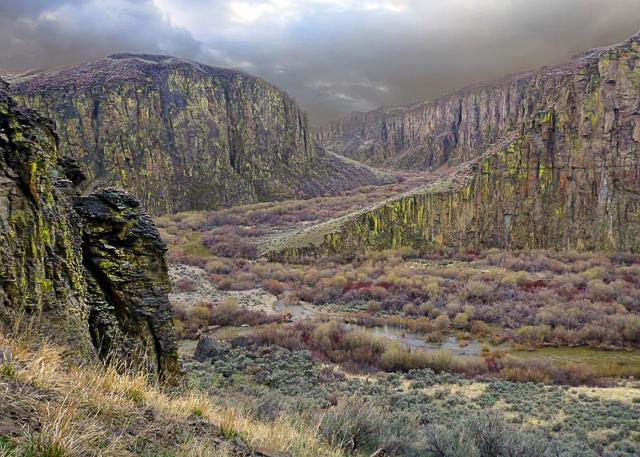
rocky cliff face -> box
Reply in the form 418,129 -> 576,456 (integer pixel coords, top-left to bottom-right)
9,54 -> 388,215
0,84 -> 179,379
267,33 -> 640,258
317,33 -> 640,171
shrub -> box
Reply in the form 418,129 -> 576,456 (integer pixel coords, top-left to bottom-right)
173,319 -> 185,339
380,347 -> 456,373
175,277 -> 196,292
209,298 -> 239,325
500,365 -> 551,384
453,312 -> 470,330
189,304 -> 212,323
464,281 -> 493,300
204,259 -> 231,274
252,324 -> 306,351
515,325 -> 550,346
500,357 -> 597,386
425,413 -> 556,457
470,320 -> 489,336
402,303 -> 419,316
377,412 -> 422,456
424,279 -> 441,297
587,279 -> 617,302
201,227 -> 258,259
317,398 -> 383,453
434,315 -> 451,332
366,300 -> 381,314
261,279 -> 286,295
623,316 -> 640,343
215,271 -> 258,290
500,270 -> 531,287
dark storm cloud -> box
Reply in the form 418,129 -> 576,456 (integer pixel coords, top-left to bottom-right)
2,0 -> 640,124
0,0 -> 200,72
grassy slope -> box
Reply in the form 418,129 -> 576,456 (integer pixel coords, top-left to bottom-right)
0,329 -> 347,457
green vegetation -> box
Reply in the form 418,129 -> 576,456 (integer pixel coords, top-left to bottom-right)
186,341 -> 640,457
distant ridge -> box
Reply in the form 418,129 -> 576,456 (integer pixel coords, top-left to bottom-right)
267,32 -> 640,258
316,32 -> 640,170
9,54 -> 390,215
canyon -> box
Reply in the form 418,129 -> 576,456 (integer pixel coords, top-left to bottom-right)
267,33 -> 640,258
8,54 -> 388,215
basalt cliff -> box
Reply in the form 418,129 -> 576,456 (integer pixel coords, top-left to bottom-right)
266,33 -> 640,259
317,34 -> 640,171
0,82 -> 179,380
8,54 -> 388,215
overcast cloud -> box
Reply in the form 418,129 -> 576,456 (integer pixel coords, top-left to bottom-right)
2,0 -> 640,124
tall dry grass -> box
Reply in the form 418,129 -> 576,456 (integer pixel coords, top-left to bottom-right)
0,328 -> 348,457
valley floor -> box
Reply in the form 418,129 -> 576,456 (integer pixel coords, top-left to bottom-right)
147,177 -> 640,456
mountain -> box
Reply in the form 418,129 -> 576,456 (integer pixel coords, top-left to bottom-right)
316,33 -> 640,170
8,54 -> 390,215
264,33 -> 640,259
0,81 -> 179,380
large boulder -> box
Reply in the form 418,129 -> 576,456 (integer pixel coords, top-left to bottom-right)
194,335 -> 230,362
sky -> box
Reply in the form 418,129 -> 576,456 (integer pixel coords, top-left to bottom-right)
2,1 -> 640,125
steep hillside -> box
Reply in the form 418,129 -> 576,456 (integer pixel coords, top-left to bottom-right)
0,82 -> 179,379
265,33 -> 640,259
8,54 -> 389,215
316,33 -> 640,170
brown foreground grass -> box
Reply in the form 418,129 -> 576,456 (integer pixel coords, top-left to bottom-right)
0,329 -> 347,457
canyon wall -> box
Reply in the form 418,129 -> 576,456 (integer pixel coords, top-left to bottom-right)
10,54 -> 388,215
317,33 -> 640,171
268,34 -> 640,258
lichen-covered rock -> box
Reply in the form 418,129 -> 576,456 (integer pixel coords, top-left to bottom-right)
57,156 -> 87,186
0,83 -> 179,380
73,188 -> 180,378
9,54 -> 389,215
317,32 -> 640,171
0,83 -> 92,355
264,128 -> 639,258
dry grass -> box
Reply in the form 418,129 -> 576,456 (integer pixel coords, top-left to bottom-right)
572,384 -> 640,403
0,330 -> 348,457
20,399 -> 122,457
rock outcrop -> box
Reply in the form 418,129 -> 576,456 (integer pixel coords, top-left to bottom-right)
266,33 -> 640,259
73,188 -> 180,377
9,54 -> 389,215
0,83 -> 179,380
